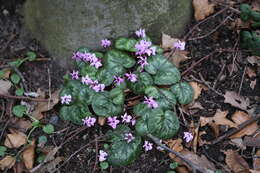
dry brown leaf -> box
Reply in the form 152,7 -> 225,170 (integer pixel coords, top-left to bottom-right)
246,67 -> 256,78
200,109 -> 237,128
189,82 -> 202,100
13,162 -> 26,173
21,139 -> 35,170
253,150 -> 260,171
193,0 -> 215,21
247,56 -> 260,66
252,0 -> 260,11
174,149 -> 216,171
198,131 -> 210,146
161,33 -> 178,49
4,129 -> 27,148
0,68 -> 11,79
10,118 -> 32,132
230,111 -> 258,139
32,89 -> 60,119
192,122 -> 200,153
230,138 -> 246,150
98,117 -> 106,126
168,50 -> 191,68
250,170 -> 260,173
225,150 -> 250,173
250,80 -> 257,90
0,80 -> 12,95
164,139 -> 183,159
224,91 -> 252,113
0,156 -> 16,170
176,166 -> 189,173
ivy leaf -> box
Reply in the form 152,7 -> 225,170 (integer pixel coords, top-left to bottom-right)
127,72 -> 153,94
171,82 -> 194,105
115,38 -> 137,52
92,92 -> 123,117
60,104 -> 92,124
15,88 -> 24,96
106,125 -> 142,166
11,73 -> 21,84
144,55 -> 181,85
135,109 -> 180,139
8,59 -> 24,68
42,124 -> 54,134
109,88 -> 124,105
12,105 -> 27,117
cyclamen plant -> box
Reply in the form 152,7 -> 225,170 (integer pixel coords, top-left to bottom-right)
59,29 -> 194,167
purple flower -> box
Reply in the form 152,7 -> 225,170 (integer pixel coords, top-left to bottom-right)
144,96 -> 158,109
114,76 -> 124,86
143,141 -> 153,151
183,132 -> 193,143
173,40 -> 185,51
91,83 -> 105,92
131,119 -> 136,126
90,56 -> 102,69
107,116 -> 120,129
60,95 -> 72,104
135,28 -> 146,38
82,53 -> 94,62
70,70 -> 79,80
125,72 -> 137,83
99,150 -> 108,162
82,117 -> 96,127
135,40 -> 152,55
121,113 -> 132,123
124,133 -> 135,143
145,46 -> 156,56
137,56 -> 148,69
81,75 -> 93,85
72,52 -> 82,61
101,39 -> 111,48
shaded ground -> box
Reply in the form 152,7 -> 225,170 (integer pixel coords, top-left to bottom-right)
0,0 -> 259,173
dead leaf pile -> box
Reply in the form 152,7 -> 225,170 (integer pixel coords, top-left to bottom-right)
0,156 -> 16,170
225,150 -> 249,173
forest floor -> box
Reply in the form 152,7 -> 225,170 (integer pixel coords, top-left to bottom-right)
0,0 -> 259,173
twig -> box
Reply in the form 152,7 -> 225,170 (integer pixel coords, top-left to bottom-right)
148,134 -> 211,173
92,135 -> 99,173
188,16 -> 231,41
0,94 -> 49,102
199,73 -> 224,96
212,114 -> 260,144
213,63 -> 226,89
238,66 -> 246,95
9,64 -> 28,92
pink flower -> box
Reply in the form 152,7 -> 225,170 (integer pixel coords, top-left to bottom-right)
114,76 -> 124,86
72,52 -> 82,61
101,39 -> 111,48
82,117 -> 96,127
82,53 -> 94,62
137,56 -> 148,69
135,28 -> 146,38
183,132 -> 193,143
124,133 -> 135,143
125,73 -> 137,83
135,40 -> 152,55
91,83 -> 105,92
121,113 -> 132,123
81,75 -> 93,85
131,119 -> 136,126
61,95 -> 72,104
90,56 -> 102,69
144,96 -> 158,109
70,70 -> 79,80
173,40 -> 185,50
99,150 -> 108,162
107,116 -> 120,129
143,141 -> 153,151
145,46 -> 156,56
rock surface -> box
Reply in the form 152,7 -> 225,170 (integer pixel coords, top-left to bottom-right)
23,0 -> 192,68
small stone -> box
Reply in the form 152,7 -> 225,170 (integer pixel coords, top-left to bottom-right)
49,116 -> 59,125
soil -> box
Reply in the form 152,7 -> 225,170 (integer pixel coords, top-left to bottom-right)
0,0 -> 259,173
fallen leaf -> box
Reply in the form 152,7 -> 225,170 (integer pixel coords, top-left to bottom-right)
189,82 -> 202,100
246,67 -> 256,78
98,117 -> 106,126
193,0 -> 215,21
0,156 -> 16,170
250,80 -> 256,90
250,170 -> 260,173
224,91 -> 253,113
230,138 -> 246,150
32,89 -> 60,119
253,150 -> 260,171
21,139 -> 35,169
198,131 -> 210,146
252,0 -> 260,11
4,129 -> 27,148
192,122 -> 200,153
13,162 -> 26,173
230,111 -> 258,138
247,56 -> 260,66
200,109 -> 237,128
44,146 -> 61,163
10,117 -> 32,132
224,150 -> 249,173
0,80 -> 12,95
164,139 -> 183,159
161,33 -> 178,49
176,166 -> 189,173
243,136 -> 260,148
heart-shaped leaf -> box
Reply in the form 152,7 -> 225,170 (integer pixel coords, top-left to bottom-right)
109,88 -> 124,105
11,73 -> 21,84
13,105 -> 27,118
96,67 -> 114,86
145,55 -> 181,85
92,92 -> 123,117
127,72 -> 153,94
171,82 -> 194,105
106,125 -> 142,166
42,124 -> 54,134
115,38 -> 137,52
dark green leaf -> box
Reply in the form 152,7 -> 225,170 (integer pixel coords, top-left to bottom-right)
42,124 -> 54,134
91,92 -> 123,117
0,146 -> 7,157
157,89 -> 177,110
8,59 -> 24,68
38,136 -> 47,144
144,86 -> 160,99
37,154 -> 46,163
96,67 -> 114,86
169,162 -> 178,169
171,82 -> 194,105
145,55 -> 181,85
107,125 -> 142,166
100,162 -> 109,170
80,64 -> 98,79
15,88 -> 24,96
11,73 -> 21,84
0,70 -> 4,79
109,88 -> 124,105
115,38 -> 137,52
12,105 -> 27,117
26,51 -> 37,61
127,72 -> 153,94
